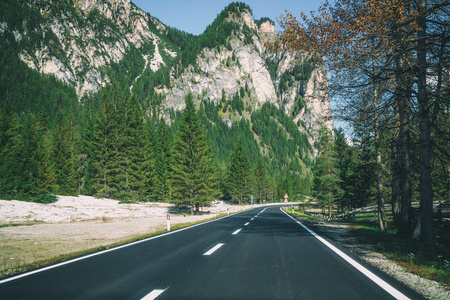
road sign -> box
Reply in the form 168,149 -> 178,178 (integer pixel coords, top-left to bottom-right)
251,195 -> 254,204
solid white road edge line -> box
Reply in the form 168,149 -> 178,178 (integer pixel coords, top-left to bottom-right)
141,288 -> 168,300
203,243 -> 225,256
280,208 -> 410,300
244,222 -> 250,226
0,209 -> 248,285
232,229 -> 242,235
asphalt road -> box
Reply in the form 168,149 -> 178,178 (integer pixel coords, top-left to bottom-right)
0,206 -> 425,300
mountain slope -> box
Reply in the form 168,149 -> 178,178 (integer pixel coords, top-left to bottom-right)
0,0 -> 333,177
0,0 -> 178,97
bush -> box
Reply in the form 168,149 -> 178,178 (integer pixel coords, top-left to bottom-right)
39,194 -> 57,204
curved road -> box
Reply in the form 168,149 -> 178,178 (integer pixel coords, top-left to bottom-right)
0,206 -> 425,299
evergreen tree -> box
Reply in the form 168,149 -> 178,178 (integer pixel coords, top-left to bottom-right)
334,128 -> 356,212
152,118 -> 173,202
254,159 -> 267,204
113,95 -> 148,201
89,90 -> 119,198
227,136 -> 251,204
53,112 -> 78,195
31,111 -> 55,201
313,127 -> 343,217
170,93 -> 220,214
0,114 -> 29,199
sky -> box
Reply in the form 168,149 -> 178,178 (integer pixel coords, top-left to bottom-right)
131,0 -> 327,35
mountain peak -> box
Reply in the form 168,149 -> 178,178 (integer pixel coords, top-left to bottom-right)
220,2 -> 256,31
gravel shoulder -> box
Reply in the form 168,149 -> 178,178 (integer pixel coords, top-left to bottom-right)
301,219 -> 450,300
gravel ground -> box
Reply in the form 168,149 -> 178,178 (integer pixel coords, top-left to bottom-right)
302,220 -> 450,300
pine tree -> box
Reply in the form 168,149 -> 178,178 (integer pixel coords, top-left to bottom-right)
227,136 -> 251,204
89,90 -> 118,198
313,127 -> 343,217
0,113 -> 28,199
171,93 -> 220,214
53,112 -> 78,195
113,95 -> 147,201
31,111 -> 55,201
152,118 -> 173,202
254,158 -> 267,204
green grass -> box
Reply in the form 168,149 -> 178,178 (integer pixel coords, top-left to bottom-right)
0,212 -> 231,280
349,224 -> 450,289
283,207 -> 320,221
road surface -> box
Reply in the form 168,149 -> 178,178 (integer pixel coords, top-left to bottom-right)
0,206 -> 424,299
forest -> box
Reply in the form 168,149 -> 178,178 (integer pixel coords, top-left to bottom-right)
0,77 -> 316,208
277,0 -> 449,255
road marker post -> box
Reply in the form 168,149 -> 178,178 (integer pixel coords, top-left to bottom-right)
227,208 -> 229,215
167,214 -> 170,232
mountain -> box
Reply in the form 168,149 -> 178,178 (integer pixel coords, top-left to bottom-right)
1,0 -> 332,141
0,0 -> 334,201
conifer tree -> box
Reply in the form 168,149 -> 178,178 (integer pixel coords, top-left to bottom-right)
89,90 -> 119,198
227,136 -> 251,204
254,158 -> 267,203
0,114 -> 28,199
171,93 -> 220,214
152,119 -> 173,202
31,111 -> 55,201
113,95 -> 147,201
53,112 -> 78,195
313,127 -> 343,217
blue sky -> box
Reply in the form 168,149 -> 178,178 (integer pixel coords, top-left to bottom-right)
131,0 -> 327,35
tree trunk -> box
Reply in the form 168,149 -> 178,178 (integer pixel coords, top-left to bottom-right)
391,108 -> 401,228
417,0 -> 434,255
396,51 -> 412,236
374,84 -> 387,231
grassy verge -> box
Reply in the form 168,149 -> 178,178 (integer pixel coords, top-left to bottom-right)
348,224 -> 450,289
0,212 -> 231,280
282,206 -> 319,221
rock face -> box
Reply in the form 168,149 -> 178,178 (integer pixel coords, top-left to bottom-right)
1,0 -> 333,152
3,0 -> 175,97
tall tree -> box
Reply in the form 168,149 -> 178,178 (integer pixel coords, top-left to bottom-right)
113,94 -> 148,201
313,127 -> 343,217
89,90 -> 119,198
53,111 -> 78,196
254,158 -> 267,204
227,136 -> 251,204
171,93 -> 220,214
152,118 -> 173,202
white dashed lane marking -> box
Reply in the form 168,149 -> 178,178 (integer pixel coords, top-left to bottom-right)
203,243 -> 225,256
141,288 -> 168,300
232,229 -> 242,235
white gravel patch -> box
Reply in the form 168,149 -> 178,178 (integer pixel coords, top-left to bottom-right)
0,196 -> 262,225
